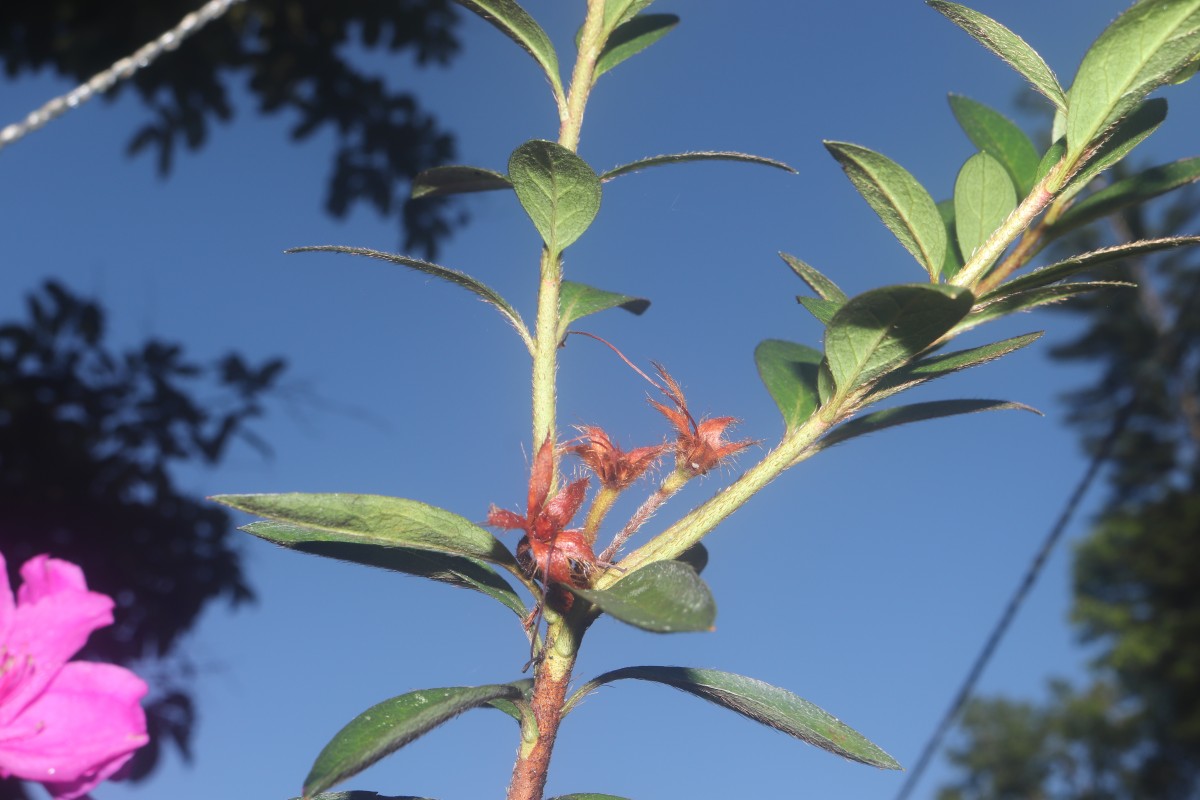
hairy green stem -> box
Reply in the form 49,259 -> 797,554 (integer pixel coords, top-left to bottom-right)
951,178 -> 1056,289
531,248 -> 561,450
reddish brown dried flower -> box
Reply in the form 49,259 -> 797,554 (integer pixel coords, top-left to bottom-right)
649,363 -> 754,476
487,436 -> 596,588
568,426 -> 668,491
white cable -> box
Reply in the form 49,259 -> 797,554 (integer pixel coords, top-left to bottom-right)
0,0 -> 245,152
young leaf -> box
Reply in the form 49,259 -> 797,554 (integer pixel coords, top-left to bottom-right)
241,521 -> 528,618
988,235 -> 1200,297
956,282 -> 1132,334
303,684 -> 524,798
1066,0 -> 1200,161
824,141 -> 946,279
824,284 -> 974,399
558,280 -> 650,338
411,165 -> 512,199
928,0 -> 1067,110
821,399 -> 1040,448
1035,137 -> 1068,186
948,94 -> 1041,195
585,667 -> 901,769
779,252 -> 848,303
454,0 -> 565,101
213,493 -> 521,569
570,561 -> 715,633
1058,98 -> 1167,201
954,151 -> 1018,260
755,339 -> 822,431
869,332 -> 1044,402
595,14 -> 679,78
604,0 -> 656,29
1050,156 -> 1200,235
937,199 -> 965,279
599,151 -> 796,181
509,140 -> 602,255
798,296 -> 841,325
285,246 -> 532,352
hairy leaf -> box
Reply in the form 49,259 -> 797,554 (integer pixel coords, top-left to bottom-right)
1058,98 -> 1167,201
454,0 -> 565,100
798,296 -> 841,325
600,151 -> 796,181
956,282 -> 1133,335
948,94 -> 1040,196
411,165 -> 511,198
586,667 -> 901,769
928,1 -> 1067,110
825,141 -> 946,279
571,561 -> 715,632
755,339 -> 823,431
285,246 -> 532,351
822,400 -> 1041,448
1066,0 -> 1200,160
595,14 -> 679,78
989,235 -> 1200,297
870,332 -> 1044,402
303,684 -> 523,798
509,140 -> 602,255
954,151 -> 1018,261
558,280 -> 649,337
1050,157 -> 1200,235
780,252 -> 848,303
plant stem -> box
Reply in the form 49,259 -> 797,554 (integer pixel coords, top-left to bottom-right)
951,179 -> 1055,289
531,247 -> 561,450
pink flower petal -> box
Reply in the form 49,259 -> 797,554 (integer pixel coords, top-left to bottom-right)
0,552 -> 15,647
0,661 -> 148,800
16,556 -> 88,605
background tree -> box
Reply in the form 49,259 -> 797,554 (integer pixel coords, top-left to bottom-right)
0,0 -> 463,257
936,180 -> 1200,799
0,281 -> 285,798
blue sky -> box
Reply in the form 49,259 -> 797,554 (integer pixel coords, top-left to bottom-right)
3,1 -> 1197,798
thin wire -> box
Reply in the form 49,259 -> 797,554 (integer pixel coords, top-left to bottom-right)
891,400 -> 1132,800
0,0 -> 245,152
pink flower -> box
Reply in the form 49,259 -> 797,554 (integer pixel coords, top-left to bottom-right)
0,553 -> 149,800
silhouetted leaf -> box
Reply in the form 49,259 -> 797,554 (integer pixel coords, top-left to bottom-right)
929,1 -> 1066,110
1066,0 -> 1200,160
822,399 -> 1040,447
571,561 -> 715,632
213,493 -> 520,570
595,14 -> 679,78
241,522 -> 527,618
1050,157 -> 1200,234
285,246 -> 532,351
755,339 -> 823,431
600,151 -> 796,181
870,332 -> 1044,402
948,94 -> 1041,196
954,152 -> 1017,261
509,140 -> 602,255
303,684 -> 523,798
825,141 -> 946,279
824,284 -> 974,399
676,542 -> 709,575
586,667 -> 902,769
411,165 -> 511,198
454,0 -> 565,100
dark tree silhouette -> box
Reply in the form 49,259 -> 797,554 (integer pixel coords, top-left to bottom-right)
0,0 -> 464,257
0,281 -> 285,797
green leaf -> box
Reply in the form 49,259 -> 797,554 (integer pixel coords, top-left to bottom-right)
1052,157 -> 1200,235
599,151 -> 796,181
956,282 -> 1133,334
937,199 -> 964,279
285,246 -> 532,352
988,235 -> 1200,297
586,667 -> 901,769
755,339 -> 822,431
1066,0 -> 1200,161
779,252 -> 848,303
558,280 -> 649,337
241,521 -> 527,618
411,165 -> 512,199
571,561 -> 715,633
595,14 -> 679,78
603,0 -> 655,29
817,359 -> 835,406
303,684 -> 524,798
1035,137 -> 1068,186
822,399 -> 1041,448
213,493 -> 520,569
870,332 -> 1044,402
454,0 -> 564,100
928,1 -> 1067,110
798,296 -> 841,325
509,140 -> 602,255
824,284 -> 974,399
824,141 -> 946,279
948,94 -> 1041,196
676,542 -> 709,575
1058,98 -> 1167,201
954,152 -> 1018,260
